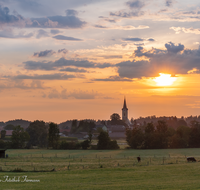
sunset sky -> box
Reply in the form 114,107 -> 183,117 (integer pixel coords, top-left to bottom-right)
1,0 -> 200,123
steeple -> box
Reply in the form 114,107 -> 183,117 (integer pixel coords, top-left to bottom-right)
122,97 -> 128,122
123,97 -> 127,109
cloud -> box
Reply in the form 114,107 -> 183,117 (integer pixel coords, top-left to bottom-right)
0,29 -> 33,38
8,73 -> 76,80
95,24 -> 149,30
170,27 -> 200,34
93,75 -> 133,82
165,42 -> 184,54
122,37 -> 154,42
59,67 -> 88,73
58,48 -> 68,54
50,29 -> 61,35
126,0 -> 145,9
0,6 -> 23,26
115,42 -> 200,79
123,37 -> 144,41
33,50 -> 55,57
36,29 -> 49,38
166,0 -> 173,7
65,9 -> 78,16
47,89 -> 99,99
0,79 -> 45,90
28,9 -> 86,29
52,35 -> 82,41
23,58 -> 113,70
110,10 -> 144,18
94,24 -> 107,28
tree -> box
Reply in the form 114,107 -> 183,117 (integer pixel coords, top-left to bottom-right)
97,131 -> 119,149
155,120 -> 169,148
110,113 -> 128,126
144,122 -> 155,149
48,122 -> 60,149
110,113 -> 121,122
70,120 -> 77,134
126,127 -> 144,149
1,130 -> 6,139
26,120 -> 48,148
11,125 -> 30,149
4,124 -> 15,130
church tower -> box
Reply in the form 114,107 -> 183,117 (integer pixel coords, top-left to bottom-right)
122,97 -> 128,122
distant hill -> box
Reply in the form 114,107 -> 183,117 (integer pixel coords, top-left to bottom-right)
1,119 -> 31,129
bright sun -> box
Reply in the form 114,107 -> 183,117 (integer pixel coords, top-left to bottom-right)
153,73 -> 177,86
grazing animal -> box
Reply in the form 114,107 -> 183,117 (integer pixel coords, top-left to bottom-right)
187,157 -> 196,162
137,157 -> 141,162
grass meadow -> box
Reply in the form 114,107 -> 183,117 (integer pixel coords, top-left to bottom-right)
0,148 -> 200,189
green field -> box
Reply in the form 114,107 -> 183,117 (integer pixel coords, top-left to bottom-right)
0,149 -> 200,189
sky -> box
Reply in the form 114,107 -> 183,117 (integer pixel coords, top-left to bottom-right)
1,0 -> 200,123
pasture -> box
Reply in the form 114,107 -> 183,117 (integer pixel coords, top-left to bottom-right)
0,148 -> 200,189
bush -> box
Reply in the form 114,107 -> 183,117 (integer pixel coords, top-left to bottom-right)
97,131 -> 119,150
107,140 -> 119,149
81,140 -> 90,150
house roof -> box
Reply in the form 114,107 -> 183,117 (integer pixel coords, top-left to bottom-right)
5,130 -> 13,136
109,132 -> 126,139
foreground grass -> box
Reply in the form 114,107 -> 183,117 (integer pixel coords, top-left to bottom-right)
0,164 -> 200,190
0,149 -> 200,189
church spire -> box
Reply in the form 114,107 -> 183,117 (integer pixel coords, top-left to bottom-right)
123,97 -> 127,109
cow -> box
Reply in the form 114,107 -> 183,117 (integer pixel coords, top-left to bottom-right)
137,157 -> 141,162
187,157 -> 196,162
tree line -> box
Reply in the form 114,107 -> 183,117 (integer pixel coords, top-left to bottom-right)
126,120 -> 200,149
0,120 -> 119,150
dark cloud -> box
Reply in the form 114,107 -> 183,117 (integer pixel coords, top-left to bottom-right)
9,73 -> 76,80
166,0 -> 173,7
58,48 -> 68,54
23,58 -> 113,70
0,6 -> 23,25
52,35 -> 82,41
123,37 -> 144,41
28,9 -> 86,29
165,42 -> 184,54
59,67 -> 88,73
126,0 -> 145,9
123,37 -> 154,42
94,75 -> 132,82
148,38 -> 155,42
50,29 -> 61,35
33,50 -> 55,57
94,24 -> 107,28
115,42 -> 200,79
36,29 -> 49,39
65,9 -> 78,16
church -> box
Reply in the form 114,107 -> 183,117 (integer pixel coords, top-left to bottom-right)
122,97 -> 131,127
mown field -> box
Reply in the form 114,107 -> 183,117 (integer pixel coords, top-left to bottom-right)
0,148 -> 200,190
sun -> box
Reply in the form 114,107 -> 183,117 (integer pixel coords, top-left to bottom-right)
153,73 -> 177,86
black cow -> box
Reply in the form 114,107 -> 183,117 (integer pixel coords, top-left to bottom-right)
137,157 -> 141,162
187,157 -> 196,162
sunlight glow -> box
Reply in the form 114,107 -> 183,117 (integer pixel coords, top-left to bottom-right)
153,73 -> 177,86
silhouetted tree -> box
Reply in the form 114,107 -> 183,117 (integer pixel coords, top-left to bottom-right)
48,122 -> 60,149
1,130 -> 6,139
11,125 -> 30,149
97,131 -> 119,149
26,120 -> 48,148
